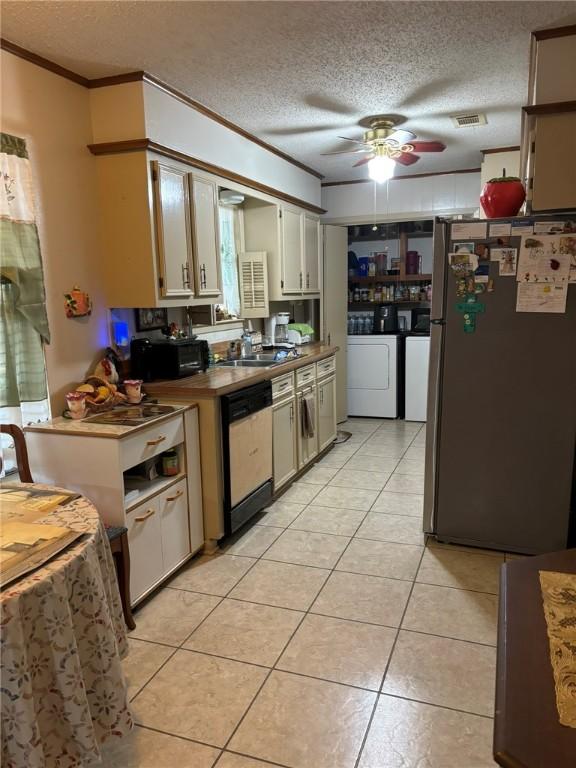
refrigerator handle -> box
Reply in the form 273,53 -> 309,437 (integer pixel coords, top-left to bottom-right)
423,219 -> 448,535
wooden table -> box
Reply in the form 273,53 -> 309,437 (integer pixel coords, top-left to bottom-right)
494,549 -> 576,767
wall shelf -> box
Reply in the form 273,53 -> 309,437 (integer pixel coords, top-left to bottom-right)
349,274 -> 432,284
348,301 -> 431,310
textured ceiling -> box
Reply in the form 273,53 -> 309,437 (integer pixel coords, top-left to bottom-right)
3,1 -> 576,181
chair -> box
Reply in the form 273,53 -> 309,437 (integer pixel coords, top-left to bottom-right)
105,526 -> 136,630
0,423 -> 135,629
0,424 -> 33,482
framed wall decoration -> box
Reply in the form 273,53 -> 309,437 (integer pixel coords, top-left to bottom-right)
134,308 -> 168,332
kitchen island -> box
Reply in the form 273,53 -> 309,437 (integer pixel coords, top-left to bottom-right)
146,342 -> 338,550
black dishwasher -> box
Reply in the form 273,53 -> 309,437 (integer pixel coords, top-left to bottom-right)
221,380 -> 273,535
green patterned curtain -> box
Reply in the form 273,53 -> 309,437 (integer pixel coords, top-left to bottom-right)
0,133 -> 50,407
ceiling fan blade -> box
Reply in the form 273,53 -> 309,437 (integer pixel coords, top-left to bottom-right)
337,135 -> 369,145
321,148 -> 371,156
394,152 -> 421,166
265,123 -> 342,136
386,129 -> 417,145
353,155 -> 375,167
408,141 -> 446,152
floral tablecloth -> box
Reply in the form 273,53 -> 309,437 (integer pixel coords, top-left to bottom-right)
1,486 -> 133,768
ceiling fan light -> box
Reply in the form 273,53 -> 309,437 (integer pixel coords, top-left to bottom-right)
368,155 -> 395,183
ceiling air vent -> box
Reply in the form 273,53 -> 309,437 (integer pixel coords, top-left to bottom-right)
451,113 -> 487,128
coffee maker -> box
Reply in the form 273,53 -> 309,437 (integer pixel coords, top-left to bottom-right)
264,312 -> 295,349
372,303 -> 399,334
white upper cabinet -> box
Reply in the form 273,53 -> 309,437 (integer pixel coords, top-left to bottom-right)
303,214 -> 320,293
242,198 -> 321,301
281,207 -> 304,293
190,175 -> 221,297
94,151 -> 224,308
152,161 -> 195,299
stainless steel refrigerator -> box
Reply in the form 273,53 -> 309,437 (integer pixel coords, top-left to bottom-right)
424,215 -> 576,554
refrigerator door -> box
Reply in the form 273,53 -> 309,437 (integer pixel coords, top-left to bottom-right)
423,219 -> 448,533
432,217 -> 576,553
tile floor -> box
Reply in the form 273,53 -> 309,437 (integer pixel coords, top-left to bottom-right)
98,418 -> 509,768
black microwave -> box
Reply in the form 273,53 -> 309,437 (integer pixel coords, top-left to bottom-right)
131,338 -> 209,381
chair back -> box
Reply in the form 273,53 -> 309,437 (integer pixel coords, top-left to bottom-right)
0,424 -> 33,483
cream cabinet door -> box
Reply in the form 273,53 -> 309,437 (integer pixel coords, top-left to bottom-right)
297,389 -> 318,469
152,161 -> 194,299
317,376 -> 337,453
190,175 -> 222,297
127,498 -> 164,604
158,479 -> 190,574
281,207 -> 303,293
303,215 -> 320,293
273,397 -> 297,491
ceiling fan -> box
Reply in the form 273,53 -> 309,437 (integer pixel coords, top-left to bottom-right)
322,115 -> 446,182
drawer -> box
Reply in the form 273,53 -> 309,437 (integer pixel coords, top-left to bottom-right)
296,364 -> 316,388
272,372 -> 294,401
316,356 -> 336,380
121,415 -> 184,471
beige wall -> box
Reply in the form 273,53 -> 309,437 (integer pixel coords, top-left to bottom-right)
1,50 -> 109,413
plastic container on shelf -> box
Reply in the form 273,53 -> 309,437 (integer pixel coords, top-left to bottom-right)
406,251 -> 422,275
359,257 -> 370,276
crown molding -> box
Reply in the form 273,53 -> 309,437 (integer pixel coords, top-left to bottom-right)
87,138 -> 326,215
522,101 -> 576,115
0,37 -> 89,86
532,24 -> 576,41
480,146 -> 520,155
321,167 -> 481,187
1,38 -> 323,180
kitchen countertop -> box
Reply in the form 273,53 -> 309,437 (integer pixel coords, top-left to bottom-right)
145,342 -> 339,397
24,403 -> 193,439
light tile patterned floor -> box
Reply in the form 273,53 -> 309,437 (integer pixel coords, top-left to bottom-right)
99,419 -> 500,768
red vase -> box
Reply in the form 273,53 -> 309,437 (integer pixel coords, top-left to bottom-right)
480,179 -> 526,218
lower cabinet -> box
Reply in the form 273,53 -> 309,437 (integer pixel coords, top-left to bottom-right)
159,479 -> 191,573
127,497 -> 165,604
297,386 -> 318,469
272,396 -> 298,491
317,376 -> 337,453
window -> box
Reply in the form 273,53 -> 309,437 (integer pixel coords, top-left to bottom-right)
218,205 -> 241,320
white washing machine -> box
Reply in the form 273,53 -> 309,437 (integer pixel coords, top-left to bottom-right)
405,335 -> 430,421
347,335 -> 400,418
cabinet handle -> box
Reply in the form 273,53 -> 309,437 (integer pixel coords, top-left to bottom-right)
146,435 -> 166,446
299,271 -> 302,289
306,272 -> 310,288
320,389 -> 324,405
182,263 -> 191,289
201,264 -> 207,289
166,489 -> 184,502
328,332 -> 331,345
135,508 -> 155,522
290,403 -> 294,423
